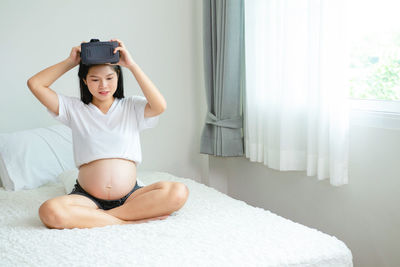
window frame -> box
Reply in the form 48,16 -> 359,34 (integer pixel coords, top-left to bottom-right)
350,99 -> 400,130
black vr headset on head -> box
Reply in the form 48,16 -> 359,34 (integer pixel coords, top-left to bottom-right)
80,39 -> 120,65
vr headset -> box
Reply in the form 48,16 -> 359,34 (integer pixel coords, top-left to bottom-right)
81,39 -> 120,65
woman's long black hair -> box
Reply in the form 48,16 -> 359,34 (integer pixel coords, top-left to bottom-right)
78,62 -> 124,104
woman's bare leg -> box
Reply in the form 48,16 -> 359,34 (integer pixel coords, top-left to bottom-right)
39,195 -> 124,229
38,195 -> 166,229
105,181 -> 189,221
39,181 -> 189,229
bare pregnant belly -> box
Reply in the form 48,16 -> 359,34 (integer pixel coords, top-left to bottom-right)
77,158 -> 137,200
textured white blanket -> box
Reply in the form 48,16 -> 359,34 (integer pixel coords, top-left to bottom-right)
0,171 -> 352,267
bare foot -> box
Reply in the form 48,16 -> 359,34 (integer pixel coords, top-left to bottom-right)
123,215 -> 169,225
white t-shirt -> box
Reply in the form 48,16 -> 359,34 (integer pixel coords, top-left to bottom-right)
47,92 -> 159,168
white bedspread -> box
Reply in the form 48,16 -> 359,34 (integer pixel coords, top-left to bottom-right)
0,171 -> 353,267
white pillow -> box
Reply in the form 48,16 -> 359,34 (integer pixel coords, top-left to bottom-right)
58,169 -> 146,195
0,125 -> 75,191
59,169 -> 79,194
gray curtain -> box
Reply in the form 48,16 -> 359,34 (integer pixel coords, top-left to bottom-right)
200,0 -> 245,157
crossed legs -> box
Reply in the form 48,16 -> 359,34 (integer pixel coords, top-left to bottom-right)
38,181 -> 189,229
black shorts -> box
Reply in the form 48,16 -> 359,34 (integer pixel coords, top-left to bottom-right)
68,179 -> 143,210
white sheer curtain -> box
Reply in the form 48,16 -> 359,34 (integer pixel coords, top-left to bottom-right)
244,0 -> 349,186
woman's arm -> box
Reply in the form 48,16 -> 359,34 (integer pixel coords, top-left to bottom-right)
27,58 -> 76,88
27,44 -> 81,115
128,63 -> 167,115
110,38 -> 167,117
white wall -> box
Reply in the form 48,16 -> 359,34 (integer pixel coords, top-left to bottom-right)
0,0 -> 208,183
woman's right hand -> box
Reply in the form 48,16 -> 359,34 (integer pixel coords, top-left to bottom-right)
67,41 -> 86,66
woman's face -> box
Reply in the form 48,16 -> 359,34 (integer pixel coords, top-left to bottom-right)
83,65 -> 118,102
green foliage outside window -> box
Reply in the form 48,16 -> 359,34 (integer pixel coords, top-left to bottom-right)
349,32 -> 400,101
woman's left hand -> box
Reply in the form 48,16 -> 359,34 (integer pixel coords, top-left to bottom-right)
109,38 -> 136,68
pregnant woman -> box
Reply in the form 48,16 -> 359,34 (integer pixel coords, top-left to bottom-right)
27,39 -> 189,229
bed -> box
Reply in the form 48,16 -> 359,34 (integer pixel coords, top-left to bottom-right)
0,169 -> 352,267
0,125 -> 352,266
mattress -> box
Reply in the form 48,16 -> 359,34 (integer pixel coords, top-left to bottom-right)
0,171 -> 353,267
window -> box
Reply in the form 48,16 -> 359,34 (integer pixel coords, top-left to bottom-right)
347,0 -> 400,116
347,0 -> 400,130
